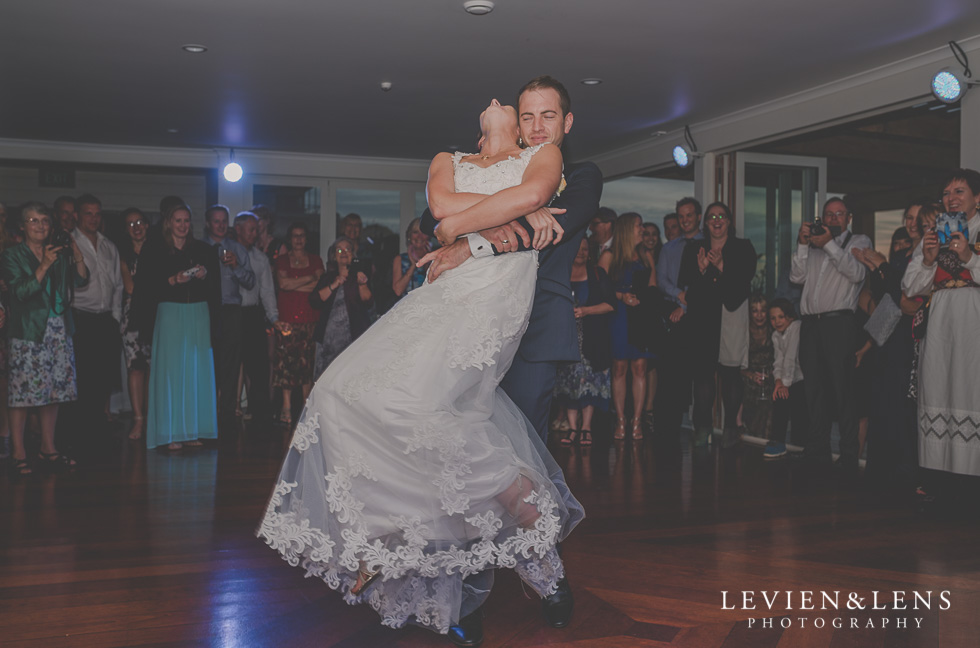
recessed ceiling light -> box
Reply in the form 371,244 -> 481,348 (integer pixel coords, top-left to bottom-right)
463,1 -> 494,15
182,44 -> 208,54
580,78 -> 603,86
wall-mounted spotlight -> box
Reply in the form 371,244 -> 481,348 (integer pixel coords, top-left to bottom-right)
672,125 -> 701,168
223,149 -> 243,182
931,41 -> 977,104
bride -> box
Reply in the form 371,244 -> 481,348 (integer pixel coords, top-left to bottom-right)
257,99 -> 585,634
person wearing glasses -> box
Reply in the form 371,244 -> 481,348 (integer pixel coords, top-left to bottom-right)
119,208 -> 151,440
791,197 -> 871,474
674,202 -> 757,449
1,202 -> 89,475
310,236 -> 372,381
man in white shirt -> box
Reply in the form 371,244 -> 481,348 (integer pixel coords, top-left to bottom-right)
71,194 -> 123,437
235,211 -> 283,424
790,197 -> 870,474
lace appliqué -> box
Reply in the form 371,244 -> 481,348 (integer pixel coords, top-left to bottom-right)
405,421 -> 472,515
258,480 -> 336,567
289,412 -> 320,453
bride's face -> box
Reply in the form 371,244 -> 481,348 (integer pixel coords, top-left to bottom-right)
479,98 -> 518,139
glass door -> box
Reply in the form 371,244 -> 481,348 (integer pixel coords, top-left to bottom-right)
735,153 -> 826,296
244,175 -> 329,257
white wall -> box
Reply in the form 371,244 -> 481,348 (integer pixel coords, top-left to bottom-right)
0,164 -> 209,229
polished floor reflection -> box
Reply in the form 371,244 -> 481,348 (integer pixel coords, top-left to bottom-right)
2,415 -> 979,647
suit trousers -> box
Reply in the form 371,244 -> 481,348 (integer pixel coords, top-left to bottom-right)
500,353 -> 558,444
214,304 -> 243,418
241,306 -> 271,422
799,313 -> 859,467
70,310 -> 121,435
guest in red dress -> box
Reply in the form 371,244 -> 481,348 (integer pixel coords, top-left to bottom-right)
273,223 -> 323,425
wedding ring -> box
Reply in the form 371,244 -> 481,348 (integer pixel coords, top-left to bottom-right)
502,239 -> 510,244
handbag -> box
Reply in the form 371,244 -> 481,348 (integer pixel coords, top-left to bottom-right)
863,293 -> 901,347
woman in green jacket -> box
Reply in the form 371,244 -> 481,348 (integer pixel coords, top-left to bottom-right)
1,202 -> 89,475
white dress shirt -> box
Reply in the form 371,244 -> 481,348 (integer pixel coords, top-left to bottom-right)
790,229 -> 870,315
902,212 -> 980,297
772,319 -> 804,387
72,228 -> 123,321
242,246 -> 279,323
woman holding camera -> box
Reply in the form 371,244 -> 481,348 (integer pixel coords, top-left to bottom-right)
135,202 -> 220,450
1,202 -> 89,474
310,236 -> 372,381
902,169 -> 980,482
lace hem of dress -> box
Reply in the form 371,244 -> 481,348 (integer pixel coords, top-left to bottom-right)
258,476 -> 565,633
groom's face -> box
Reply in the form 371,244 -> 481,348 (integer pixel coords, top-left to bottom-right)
518,88 -> 573,148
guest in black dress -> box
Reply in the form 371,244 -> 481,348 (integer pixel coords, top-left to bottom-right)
852,226 -> 920,491
676,202 -> 756,448
309,236 -> 372,380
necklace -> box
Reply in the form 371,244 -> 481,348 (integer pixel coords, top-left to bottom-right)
481,154 -> 489,160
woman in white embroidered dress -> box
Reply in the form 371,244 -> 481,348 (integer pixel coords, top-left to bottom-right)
258,100 -> 584,635
902,168 -> 980,483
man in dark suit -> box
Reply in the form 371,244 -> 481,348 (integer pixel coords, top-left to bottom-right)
421,75 -> 602,646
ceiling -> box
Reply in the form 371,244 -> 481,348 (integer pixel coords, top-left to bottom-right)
3,1 -> 980,164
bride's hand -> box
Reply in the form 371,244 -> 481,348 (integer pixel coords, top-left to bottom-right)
525,207 -> 566,250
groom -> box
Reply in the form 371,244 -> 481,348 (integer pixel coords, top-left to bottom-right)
421,75 -> 602,645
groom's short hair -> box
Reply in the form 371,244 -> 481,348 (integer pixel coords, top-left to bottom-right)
517,75 -> 571,117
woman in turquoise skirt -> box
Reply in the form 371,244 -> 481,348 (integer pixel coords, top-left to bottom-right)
134,202 -> 220,450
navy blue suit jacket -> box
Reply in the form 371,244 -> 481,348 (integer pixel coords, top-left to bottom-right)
422,159 -> 603,364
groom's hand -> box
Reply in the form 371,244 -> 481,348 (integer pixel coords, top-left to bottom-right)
418,239 -> 472,282
481,222 -> 529,253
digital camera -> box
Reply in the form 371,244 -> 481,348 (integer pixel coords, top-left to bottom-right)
50,229 -> 74,255
810,217 -> 841,240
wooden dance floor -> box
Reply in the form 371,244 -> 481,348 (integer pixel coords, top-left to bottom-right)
2,417 -> 979,647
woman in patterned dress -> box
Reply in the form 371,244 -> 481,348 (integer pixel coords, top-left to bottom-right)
1,202 -> 89,474
119,208 -> 152,440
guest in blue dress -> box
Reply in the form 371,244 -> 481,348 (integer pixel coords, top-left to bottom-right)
134,202 -> 220,450
598,212 -> 657,440
391,217 -> 431,300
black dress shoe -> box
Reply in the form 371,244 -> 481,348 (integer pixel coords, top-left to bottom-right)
448,607 -> 484,647
541,577 -> 574,628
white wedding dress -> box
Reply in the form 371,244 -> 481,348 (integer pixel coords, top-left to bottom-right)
257,144 -> 585,634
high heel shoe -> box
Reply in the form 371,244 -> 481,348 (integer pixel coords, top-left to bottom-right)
351,563 -> 381,596
614,417 -> 626,440
631,418 -> 643,441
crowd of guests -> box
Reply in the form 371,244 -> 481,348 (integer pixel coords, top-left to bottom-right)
550,168 -> 980,501
0,194 -> 431,473
3,169 -> 979,503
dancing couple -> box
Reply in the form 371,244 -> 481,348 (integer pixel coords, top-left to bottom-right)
258,75 -> 602,646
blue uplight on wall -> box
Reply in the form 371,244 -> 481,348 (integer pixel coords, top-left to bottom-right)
673,145 -> 691,168
930,41 -> 976,105
932,69 -> 964,104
